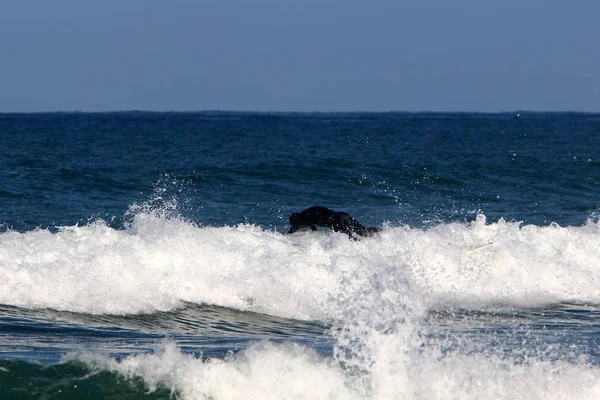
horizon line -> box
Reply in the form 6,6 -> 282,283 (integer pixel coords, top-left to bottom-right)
1,109 -> 599,115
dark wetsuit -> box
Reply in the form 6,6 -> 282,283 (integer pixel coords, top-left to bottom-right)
287,206 -> 380,238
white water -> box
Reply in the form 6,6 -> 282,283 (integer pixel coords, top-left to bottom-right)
71,340 -> 600,400
3,211 -> 600,399
1,212 -> 599,318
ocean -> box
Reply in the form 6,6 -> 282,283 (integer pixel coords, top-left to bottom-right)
1,111 -> 599,399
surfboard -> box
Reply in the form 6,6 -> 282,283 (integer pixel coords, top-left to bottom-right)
465,240 -> 497,254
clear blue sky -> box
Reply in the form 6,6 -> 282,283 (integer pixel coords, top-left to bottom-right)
1,1 -> 599,112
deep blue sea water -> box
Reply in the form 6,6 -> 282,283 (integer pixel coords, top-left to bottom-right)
1,112 -> 600,399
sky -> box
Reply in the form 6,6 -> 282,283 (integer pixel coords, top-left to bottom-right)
1,0 -> 599,112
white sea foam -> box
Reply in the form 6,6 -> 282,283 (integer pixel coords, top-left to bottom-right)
70,341 -> 600,400
7,210 -> 599,399
1,212 -> 599,318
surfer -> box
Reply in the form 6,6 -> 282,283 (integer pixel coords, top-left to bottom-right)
287,206 -> 380,238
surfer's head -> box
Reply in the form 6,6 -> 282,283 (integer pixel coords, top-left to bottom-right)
288,212 -> 307,234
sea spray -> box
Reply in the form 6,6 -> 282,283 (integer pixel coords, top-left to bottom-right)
324,213 -> 600,399
331,262 -> 426,398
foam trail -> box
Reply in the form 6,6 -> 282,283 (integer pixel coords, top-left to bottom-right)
1,212 -> 599,318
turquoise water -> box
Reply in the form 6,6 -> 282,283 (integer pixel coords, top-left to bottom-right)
1,112 -> 600,399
